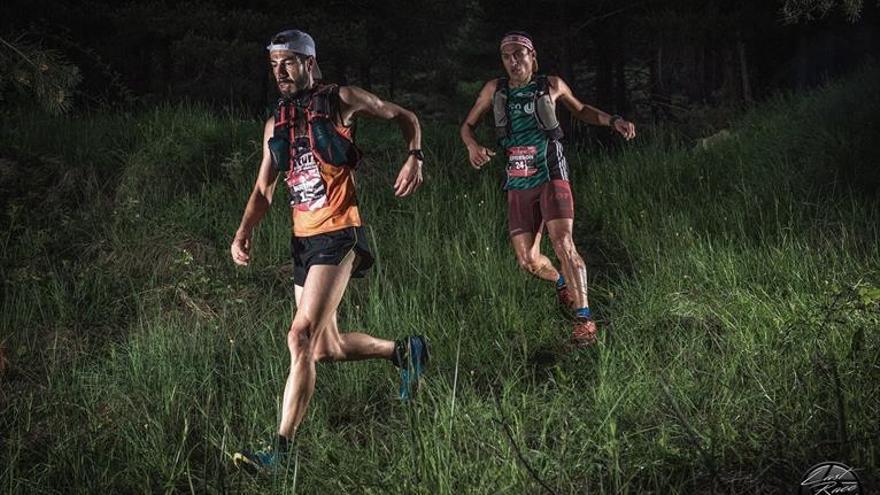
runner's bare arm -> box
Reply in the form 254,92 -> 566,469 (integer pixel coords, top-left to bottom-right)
460,80 -> 497,169
338,85 -> 423,197
231,117 -> 281,266
551,76 -> 636,140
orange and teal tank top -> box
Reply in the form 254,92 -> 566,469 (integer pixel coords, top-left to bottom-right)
284,118 -> 362,237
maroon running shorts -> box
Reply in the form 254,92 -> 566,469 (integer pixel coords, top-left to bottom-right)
506,179 -> 574,236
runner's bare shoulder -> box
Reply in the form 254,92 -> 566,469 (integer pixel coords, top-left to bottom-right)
545,76 -> 570,97
477,79 -> 499,101
334,85 -> 365,125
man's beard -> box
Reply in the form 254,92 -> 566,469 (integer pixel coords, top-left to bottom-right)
277,75 -> 310,96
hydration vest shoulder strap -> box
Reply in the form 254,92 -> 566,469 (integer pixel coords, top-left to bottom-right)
269,102 -> 295,172
307,84 -> 351,135
273,102 -> 296,136
297,84 -> 363,169
308,84 -> 336,116
533,74 -> 563,141
534,75 -> 550,97
492,77 -> 511,140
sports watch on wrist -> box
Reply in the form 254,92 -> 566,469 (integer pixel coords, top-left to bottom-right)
407,149 -> 425,162
609,115 -> 623,128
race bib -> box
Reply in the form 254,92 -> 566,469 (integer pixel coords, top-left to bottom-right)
506,145 -> 539,178
286,137 -> 327,211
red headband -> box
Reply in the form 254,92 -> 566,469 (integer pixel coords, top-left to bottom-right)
500,34 -> 534,52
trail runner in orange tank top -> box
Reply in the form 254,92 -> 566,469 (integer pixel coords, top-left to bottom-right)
229,29 -> 429,472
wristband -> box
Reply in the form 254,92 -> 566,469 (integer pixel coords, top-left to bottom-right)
408,149 -> 425,161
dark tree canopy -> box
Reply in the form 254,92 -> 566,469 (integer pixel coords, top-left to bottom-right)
1,0 -> 877,132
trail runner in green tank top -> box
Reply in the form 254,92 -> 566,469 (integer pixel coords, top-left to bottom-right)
460,31 -> 636,348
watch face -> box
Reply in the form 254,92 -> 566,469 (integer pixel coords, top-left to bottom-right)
410,150 -> 424,161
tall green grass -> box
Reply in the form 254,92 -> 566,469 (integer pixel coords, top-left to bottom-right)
2,69 -> 878,493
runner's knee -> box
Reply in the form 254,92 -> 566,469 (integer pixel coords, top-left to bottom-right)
287,319 -> 314,356
516,252 -> 542,274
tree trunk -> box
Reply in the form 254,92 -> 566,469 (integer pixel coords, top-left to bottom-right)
335,56 -> 348,86
614,53 -> 628,114
796,25 -> 809,89
359,62 -> 372,91
557,3 -> 578,143
722,47 -> 737,103
653,46 -> 663,93
649,46 -> 662,122
694,45 -> 707,101
737,38 -> 752,103
388,59 -> 396,99
261,64 -> 269,112
596,37 -> 613,111
151,41 -> 171,97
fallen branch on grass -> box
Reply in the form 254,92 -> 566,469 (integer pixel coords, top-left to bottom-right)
491,385 -> 558,495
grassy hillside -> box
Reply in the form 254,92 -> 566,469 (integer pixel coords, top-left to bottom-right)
1,67 -> 879,494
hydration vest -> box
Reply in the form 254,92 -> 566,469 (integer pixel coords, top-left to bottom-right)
492,75 -> 563,142
268,84 -> 363,173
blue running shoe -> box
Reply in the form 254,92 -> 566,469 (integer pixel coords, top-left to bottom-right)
398,335 -> 429,400
232,445 -> 285,474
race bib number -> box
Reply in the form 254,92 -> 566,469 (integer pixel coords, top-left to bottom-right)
506,145 -> 539,178
286,138 -> 327,211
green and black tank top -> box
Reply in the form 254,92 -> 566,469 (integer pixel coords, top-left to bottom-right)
498,79 -> 569,191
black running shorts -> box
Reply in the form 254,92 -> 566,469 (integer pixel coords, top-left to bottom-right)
290,225 -> 374,286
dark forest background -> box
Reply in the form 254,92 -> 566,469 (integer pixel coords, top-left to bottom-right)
2,0 -> 878,139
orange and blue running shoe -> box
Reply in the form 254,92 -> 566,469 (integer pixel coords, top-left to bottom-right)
570,318 -> 598,348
